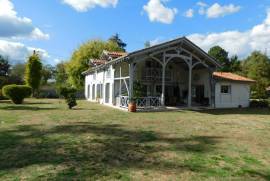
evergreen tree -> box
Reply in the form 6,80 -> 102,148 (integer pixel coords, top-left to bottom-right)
108,33 -> 127,52
25,51 -> 43,97
229,55 -> 242,73
208,46 -> 231,72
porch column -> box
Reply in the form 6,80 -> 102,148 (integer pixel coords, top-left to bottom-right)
129,62 -> 134,99
161,64 -> 166,106
119,66 -> 122,96
95,71 -> 98,101
188,60 -> 192,108
110,65 -> 115,104
209,70 -> 215,108
208,70 -> 213,107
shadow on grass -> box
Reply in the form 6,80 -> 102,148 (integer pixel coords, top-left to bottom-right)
197,108 -> 270,116
0,123 -> 223,179
0,123 -> 268,180
138,108 -> 270,116
24,102 -> 53,105
0,105 -> 57,111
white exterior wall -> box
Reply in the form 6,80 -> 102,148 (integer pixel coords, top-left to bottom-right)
215,81 -> 251,108
192,69 -> 211,98
85,65 -> 115,105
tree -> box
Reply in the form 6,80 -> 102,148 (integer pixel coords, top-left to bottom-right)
66,39 -> 122,89
229,55 -> 242,73
242,51 -> 270,98
10,63 -> 26,84
108,33 -> 127,52
55,62 -> 68,90
41,64 -> 56,85
208,46 -> 231,72
144,41 -> 151,48
25,52 -> 43,97
59,86 -> 77,109
0,55 -> 10,77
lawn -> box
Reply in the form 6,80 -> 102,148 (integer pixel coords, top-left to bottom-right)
0,99 -> 270,181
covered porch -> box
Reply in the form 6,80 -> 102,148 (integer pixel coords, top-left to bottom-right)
113,38 -> 219,110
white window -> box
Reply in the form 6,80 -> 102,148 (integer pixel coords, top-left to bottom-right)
221,85 -> 231,94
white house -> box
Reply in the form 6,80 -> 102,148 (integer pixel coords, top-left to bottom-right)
83,37 -> 255,110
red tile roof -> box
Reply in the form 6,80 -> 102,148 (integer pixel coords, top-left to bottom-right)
90,59 -> 107,65
104,51 -> 127,58
213,72 -> 255,83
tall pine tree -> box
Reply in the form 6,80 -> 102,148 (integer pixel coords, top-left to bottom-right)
25,51 -> 43,97
108,33 -> 127,52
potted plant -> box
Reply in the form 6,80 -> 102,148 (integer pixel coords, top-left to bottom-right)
128,97 -> 137,112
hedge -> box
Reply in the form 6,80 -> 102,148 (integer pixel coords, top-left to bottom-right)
250,99 -> 269,108
2,84 -> 32,104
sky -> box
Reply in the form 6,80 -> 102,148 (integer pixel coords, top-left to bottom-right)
0,0 -> 270,65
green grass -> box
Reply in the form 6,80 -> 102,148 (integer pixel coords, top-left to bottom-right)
0,99 -> 270,180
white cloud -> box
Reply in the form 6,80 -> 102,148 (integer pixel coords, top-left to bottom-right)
196,2 -> 241,18
197,1 -> 207,15
205,3 -> 241,18
184,9 -> 194,18
150,37 -> 165,46
143,0 -> 178,24
62,0 -> 118,12
197,1 -> 207,7
0,0 -> 49,40
187,9 -> 270,58
0,39 -> 49,64
30,28 -> 50,40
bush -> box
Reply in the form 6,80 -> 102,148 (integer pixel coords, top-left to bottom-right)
250,99 -> 269,108
0,89 -> 4,100
2,84 -> 32,104
59,86 -> 77,109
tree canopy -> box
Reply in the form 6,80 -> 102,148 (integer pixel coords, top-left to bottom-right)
242,51 -> 270,98
108,33 -> 127,52
41,64 -> 56,85
208,46 -> 242,73
0,55 -> 10,77
55,62 -> 68,90
208,46 -> 231,72
66,39 -> 123,89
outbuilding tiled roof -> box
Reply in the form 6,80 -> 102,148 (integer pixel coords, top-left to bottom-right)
213,72 -> 255,83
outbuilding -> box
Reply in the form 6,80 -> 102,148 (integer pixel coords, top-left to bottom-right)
213,72 -> 255,108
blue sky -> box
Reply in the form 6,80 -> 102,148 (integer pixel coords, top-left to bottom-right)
0,0 -> 270,65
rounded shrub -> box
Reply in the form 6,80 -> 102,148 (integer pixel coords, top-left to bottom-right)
2,84 -> 32,104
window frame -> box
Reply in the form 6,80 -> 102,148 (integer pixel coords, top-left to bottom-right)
220,85 -> 231,94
